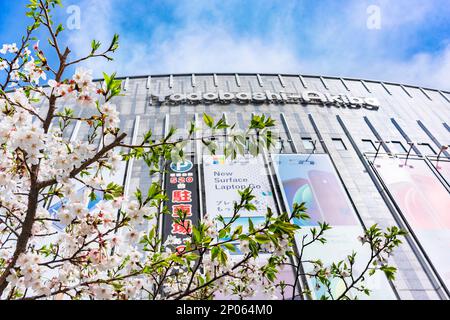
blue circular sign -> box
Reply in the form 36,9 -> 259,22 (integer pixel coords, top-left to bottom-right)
170,160 -> 193,173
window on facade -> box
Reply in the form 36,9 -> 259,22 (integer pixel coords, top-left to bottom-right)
361,139 -> 376,152
301,137 -> 315,151
390,141 -> 407,154
332,138 -> 347,150
417,143 -> 436,155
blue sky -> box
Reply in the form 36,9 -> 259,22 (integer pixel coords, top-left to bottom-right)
1,0 -> 450,90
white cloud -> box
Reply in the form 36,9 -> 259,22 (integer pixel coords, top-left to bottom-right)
139,26 -> 303,74
64,0 -> 302,77
63,0 -> 115,74
62,0 -> 450,91
369,45 -> 450,89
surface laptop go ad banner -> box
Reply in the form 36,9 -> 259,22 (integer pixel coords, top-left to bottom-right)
203,154 -> 298,299
371,156 -> 450,289
203,154 -> 276,219
203,154 -> 277,247
272,153 -> 396,299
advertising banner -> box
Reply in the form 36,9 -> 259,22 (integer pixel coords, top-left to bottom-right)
203,154 -> 276,219
371,155 -> 450,288
430,159 -> 450,187
203,154 -> 298,299
272,153 -> 396,299
162,156 -> 200,254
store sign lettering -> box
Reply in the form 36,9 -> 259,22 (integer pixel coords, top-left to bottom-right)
152,90 -> 380,110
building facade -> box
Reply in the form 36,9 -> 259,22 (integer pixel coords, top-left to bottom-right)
64,73 -> 450,300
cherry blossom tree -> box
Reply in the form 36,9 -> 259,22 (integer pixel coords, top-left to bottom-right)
0,0 -> 406,300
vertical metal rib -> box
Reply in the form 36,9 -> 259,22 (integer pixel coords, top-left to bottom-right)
419,87 -> 432,101
364,116 -> 391,153
235,73 -> 241,87
360,80 -> 371,93
438,90 -> 450,103
256,74 -> 263,87
340,78 -> 350,91
278,74 -> 286,88
123,116 -> 140,197
400,85 -> 413,98
381,82 -> 392,95
319,76 -> 328,90
194,113 -> 204,219
213,73 -> 219,87
299,75 -> 307,89
391,118 -> 421,155
417,120 -> 450,157
280,112 -> 298,153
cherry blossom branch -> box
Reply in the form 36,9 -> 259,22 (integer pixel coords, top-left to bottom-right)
24,270 -> 142,300
65,53 -> 113,68
0,217 -> 20,238
38,0 -> 63,60
168,254 -> 253,300
0,166 -> 39,295
37,132 -> 127,189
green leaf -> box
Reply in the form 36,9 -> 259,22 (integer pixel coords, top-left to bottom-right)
248,218 -> 255,233
255,233 -> 270,244
233,225 -> 243,236
211,246 -> 220,261
223,243 -> 236,252
108,33 -> 120,52
91,39 -> 101,53
143,129 -> 153,144
203,113 -> 214,128
134,188 -> 143,205
214,115 -> 229,129
192,226 -> 201,243
55,23 -> 64,36
104,182 -> 123,200
89,191 -> 97,202
380,265 -> 397,281
218,229 -> 227,240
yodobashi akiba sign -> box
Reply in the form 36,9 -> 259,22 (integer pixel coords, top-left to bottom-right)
162,156 -> 200,254
151,90 -> 381,111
